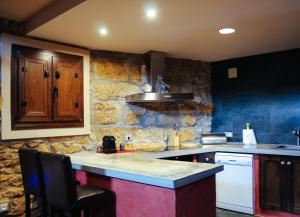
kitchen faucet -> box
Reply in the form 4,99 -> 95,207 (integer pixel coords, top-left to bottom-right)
293,130 -> 300,146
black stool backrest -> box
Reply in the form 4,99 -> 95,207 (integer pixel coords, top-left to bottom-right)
40,152 -> 78,210
19,148 -> 45,196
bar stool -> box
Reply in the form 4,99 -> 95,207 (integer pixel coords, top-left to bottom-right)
18,148 -> 47,217
40,152 -> 115,217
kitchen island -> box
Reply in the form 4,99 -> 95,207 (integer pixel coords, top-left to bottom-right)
71,152 -> 223,217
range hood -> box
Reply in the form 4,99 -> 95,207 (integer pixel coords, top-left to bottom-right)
126,51 -> 194,102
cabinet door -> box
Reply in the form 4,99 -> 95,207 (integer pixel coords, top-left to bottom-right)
288,157 -> 300,214
12,45 -> 52,128
52,54 -> 83,125
259,155 -> 284,211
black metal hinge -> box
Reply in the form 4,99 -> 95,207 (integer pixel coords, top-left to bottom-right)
74,72 -> 79,78
22,66 -> 27,72
16,50 -> 20,59
21,101 -> 27,107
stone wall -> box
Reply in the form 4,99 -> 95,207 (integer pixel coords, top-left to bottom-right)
90,50 -> 212,150
0,49 -> 212,216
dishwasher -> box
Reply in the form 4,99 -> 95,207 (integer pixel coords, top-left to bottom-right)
215,153 -> 254,214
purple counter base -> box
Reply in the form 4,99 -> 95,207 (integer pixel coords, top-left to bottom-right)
76,171 -> 216,217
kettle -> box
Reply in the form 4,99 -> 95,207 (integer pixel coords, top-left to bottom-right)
101,136 -> 117,153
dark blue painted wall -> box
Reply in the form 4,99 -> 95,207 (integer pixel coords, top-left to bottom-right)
212,49 -> 300,144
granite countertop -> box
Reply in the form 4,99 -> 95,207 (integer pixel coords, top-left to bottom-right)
70,143 -> 299,189
70,151 -> 223,189
155,143 -> 300,158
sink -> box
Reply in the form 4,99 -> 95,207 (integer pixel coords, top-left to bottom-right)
275,145 -> 300,150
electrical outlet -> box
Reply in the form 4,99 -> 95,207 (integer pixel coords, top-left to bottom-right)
0,202 -> 9,213
124,134 -> 132,141
228,67 -> 237,78
224,132 -> 233,138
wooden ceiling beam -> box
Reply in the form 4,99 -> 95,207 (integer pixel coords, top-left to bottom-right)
22,0 -> 86,34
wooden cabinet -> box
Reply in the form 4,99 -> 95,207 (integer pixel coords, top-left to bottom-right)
52,55 -> 83,122
259,155 -> 300,214
11,45 -> 83,129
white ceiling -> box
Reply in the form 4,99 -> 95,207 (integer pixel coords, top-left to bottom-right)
27,0 -> 300,61
0,0 -> 55,22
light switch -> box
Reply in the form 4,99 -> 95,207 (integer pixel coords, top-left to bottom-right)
228,67 -> 237,78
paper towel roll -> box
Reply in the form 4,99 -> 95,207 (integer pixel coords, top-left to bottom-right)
243,129 -> 257,145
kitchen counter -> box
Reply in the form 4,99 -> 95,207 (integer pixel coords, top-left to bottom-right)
71,151 -> 223,189
139,143 -> 300,159
70,143 -> 298,217
72,151 -> 220,217
71,143 -> 299,189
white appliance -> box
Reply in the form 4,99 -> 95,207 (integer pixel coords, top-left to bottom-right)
215,153 -> 254,214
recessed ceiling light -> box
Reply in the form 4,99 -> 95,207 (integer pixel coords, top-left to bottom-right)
146,9 -> 157,19
219,28 -> 236,35
99,27 -> 108,36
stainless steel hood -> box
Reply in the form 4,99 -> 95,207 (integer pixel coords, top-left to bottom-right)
126,51 -> 194,103
126,92 -> 194,102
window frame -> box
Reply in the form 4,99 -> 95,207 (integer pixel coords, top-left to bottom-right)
1,33 -> 90,140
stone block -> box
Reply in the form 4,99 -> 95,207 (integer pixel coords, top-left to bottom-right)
202,104 -> 213,115
126,111 -> 141,125
1,159 -> 19,167
92,80 -> 139,100
27,142 -> 39,148
144,103 -> 166,113
2,187 -> 23,197
10,143 -> 23,149
128,59 -> 141,84
62,146 -> 81,154
0,165 -> 21,174
37,143 -> 50,152
89,133 -> 98,141
94,59 -> 128,81
73,136 -> 90,144
126,107 -> 146,125
0,174 -> 15,182
63,142 -> 74,147
158,114 -> 178,128
179,129 -> 196,143
142,115 -> 157,127
182,116 -> 197,127
10,196 -> 25,215
0,151 -> 19,160
50,143 -> 61,153
147,129 -> 168,142
95,103 -> 121,124
82,144 -> 95,151
178,102 -> 197,114
133,142 -> 165,152
0,95 -> 2,112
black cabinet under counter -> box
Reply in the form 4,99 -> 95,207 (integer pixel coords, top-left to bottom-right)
198,152 -> 216,164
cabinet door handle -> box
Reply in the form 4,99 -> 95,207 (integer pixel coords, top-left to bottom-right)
287,161 -> 292,166
280,161 -> 286,165
205,157 -> 209,162
53,87 -> 58,98
55,71 -> 60,79
43,70 -> 49,78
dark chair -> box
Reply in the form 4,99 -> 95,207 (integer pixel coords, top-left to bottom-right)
18,148 -> 47,217
40,152 -> 115,217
